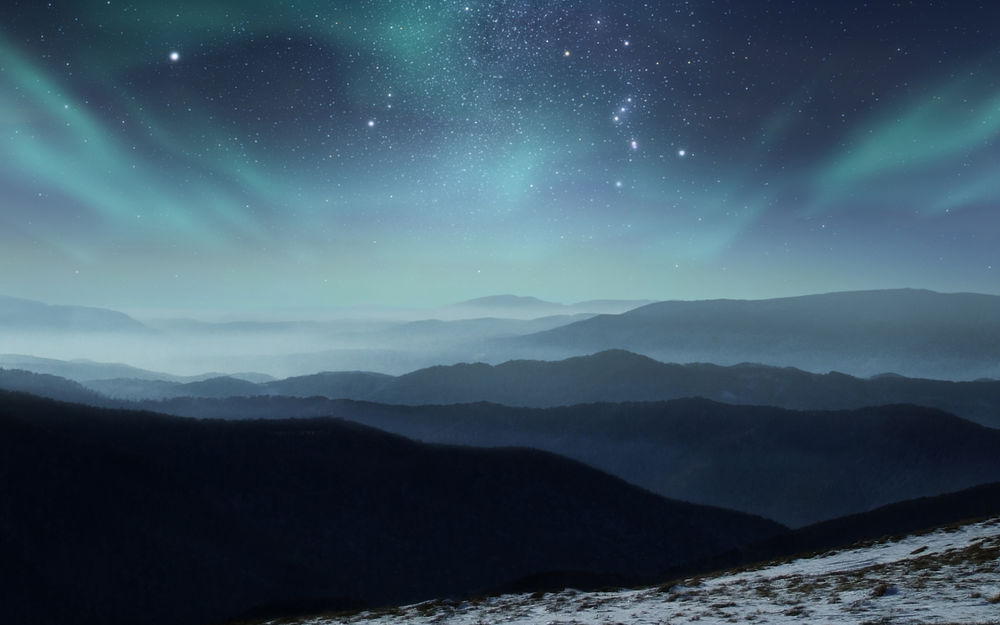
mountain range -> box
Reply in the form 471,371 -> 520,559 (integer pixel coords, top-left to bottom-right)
0,354 -> 273,384
438,295 -> 652,320
0,390 -> 781,625
6,349 -> 1000,527
0,295 -> 149,333
128,395 -> 1000,527
4,289 -> 998,380
3,388 -> 999,625
48,349 -> 999,428
498,289 -> 1000,380
3,288 -> 1000,625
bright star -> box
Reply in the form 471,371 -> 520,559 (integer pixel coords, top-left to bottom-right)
367,120 -> 375,127
169,51 -> 180,62
678,149 -> 687,157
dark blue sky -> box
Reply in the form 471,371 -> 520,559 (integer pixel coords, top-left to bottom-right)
1,1 -> 998,311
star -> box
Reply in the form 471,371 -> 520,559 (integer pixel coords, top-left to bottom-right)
2,0 -> 995,312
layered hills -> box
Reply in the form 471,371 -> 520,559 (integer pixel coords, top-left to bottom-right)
55,349 -> 1000,428
134,396 -> 1000,527
0,390 -> 782,625
5,289 -> 998,380
501,289 -> 1000,380
3,288 -> 999,625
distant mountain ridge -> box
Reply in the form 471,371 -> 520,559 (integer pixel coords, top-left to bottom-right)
0,355 -> 272,384
0,369 -> 113,407
369,350 -> 1000,426
441,295 -> 652,320
0,295 -> 149,332
456,294 -> 557,308
63,350 -> 1000,428
499,289 -> 1000,380
7,289 -> 997,379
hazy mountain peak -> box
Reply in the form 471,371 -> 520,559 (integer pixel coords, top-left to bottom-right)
0,294 -> 149,332
515,289 -> 1000,380
455,295 -> 563,308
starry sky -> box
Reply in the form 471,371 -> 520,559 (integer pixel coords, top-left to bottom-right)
1,1 -> 998,312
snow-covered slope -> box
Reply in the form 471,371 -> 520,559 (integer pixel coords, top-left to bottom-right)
274,516 -> 1000,625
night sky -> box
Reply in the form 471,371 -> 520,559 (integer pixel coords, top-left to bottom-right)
2,1 -> 998,312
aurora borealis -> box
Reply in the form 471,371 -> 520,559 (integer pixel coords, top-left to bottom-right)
2,1 -> 998,312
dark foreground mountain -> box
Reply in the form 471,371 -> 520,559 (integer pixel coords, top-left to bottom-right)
746,481 -> 1000,566
150,396 -> 1000,527
505,482 -> 1000,603
242,514 -> 1000,625
4,369 -> 994,527
499,289 -> 1000,380
0,391 -> 782,625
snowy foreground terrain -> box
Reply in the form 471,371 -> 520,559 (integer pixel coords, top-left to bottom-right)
272,517 -> 1000,625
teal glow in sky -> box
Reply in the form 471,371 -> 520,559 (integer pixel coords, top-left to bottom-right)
1,1 -> 998,311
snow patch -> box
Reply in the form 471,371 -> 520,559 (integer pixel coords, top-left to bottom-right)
271,516 -> 1000,625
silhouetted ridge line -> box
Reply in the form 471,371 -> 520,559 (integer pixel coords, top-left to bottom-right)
136,395 -> 1000,528
61,348 -> 1000,427
0,390 -> 782,625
